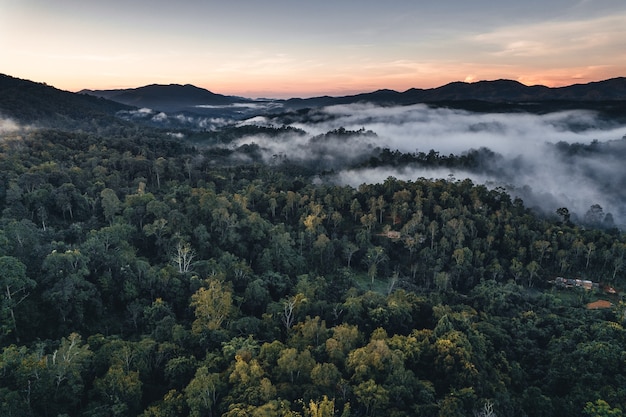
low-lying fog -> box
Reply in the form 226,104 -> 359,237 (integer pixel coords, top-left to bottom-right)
0,116 -> 21,133
235,104 -> 626,226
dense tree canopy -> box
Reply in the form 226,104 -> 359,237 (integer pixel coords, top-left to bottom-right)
1,122 -> 625,417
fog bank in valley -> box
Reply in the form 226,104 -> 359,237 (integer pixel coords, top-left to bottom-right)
0,116 -> 21,134
239,104 -> 626,226
116,108 -> 232,130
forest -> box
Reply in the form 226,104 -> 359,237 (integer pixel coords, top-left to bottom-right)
1,99 -> 626,417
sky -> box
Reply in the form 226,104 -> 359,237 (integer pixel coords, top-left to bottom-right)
1,0 -> 625,98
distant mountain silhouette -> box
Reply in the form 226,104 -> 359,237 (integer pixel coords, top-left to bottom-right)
0,73 -> 132,129
81,77 -> 626,112
80,83 -> 251,112
283,77 -> 626,108
3,73 -> 626,131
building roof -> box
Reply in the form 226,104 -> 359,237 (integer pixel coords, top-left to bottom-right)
586,300 -> 613,310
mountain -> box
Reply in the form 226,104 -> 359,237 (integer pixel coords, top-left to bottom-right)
0,73 -> 132,130
80,83 -> 252,113
81,77 -> 626,114
283,77 -> 626,109
4,73 -> 626,132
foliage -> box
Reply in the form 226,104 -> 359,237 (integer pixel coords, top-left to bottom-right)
1,118 -> 626,417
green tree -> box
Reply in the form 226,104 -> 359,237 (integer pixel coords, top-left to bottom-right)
325,323 -> 361,364
100,187 -> 121,225
276,347 -> 315,384
304,396 -> 336,417
227,355 -> 270,406
347,334 -> 401,384
363,246 -> 388,286
191,277 -> 234,332
509,257 -> 524,284
140,389 -> 186,417
313,233 -> 332,268
48,333 -> 94,413
342,240 -> 359,268
92,364 -> 143,417
432,329 -> 479,390
185,366 -> 225,417
173,240 -> 195,274
583,399 -> 623,417
281,293 -> 307,332
289,315 -> 329,350
310,362 -> 341,396
41,248 -> 96,327
353,379 -> 389,416
526,260 -> 540,287
0,256 -> 35,342
54,182 -> 81,220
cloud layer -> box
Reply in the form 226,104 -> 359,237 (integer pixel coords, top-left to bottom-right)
0,116 -> 23,134
237,104 -> 626,225
115,108 -> 230,130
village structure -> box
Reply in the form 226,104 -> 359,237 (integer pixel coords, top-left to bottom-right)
552,277 -> 619,310
553,276 -> 618,294
586,300 -> 613,310
554,276 -> 600,291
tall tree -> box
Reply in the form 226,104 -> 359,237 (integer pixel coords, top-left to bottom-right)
48,333 -> 94,413
363,246 -> 388,286
191,277 -> 234,332
185,366 -> 224,417
41,248 -> 96,327
0,256 -> 35,342
100,188 -> 121,225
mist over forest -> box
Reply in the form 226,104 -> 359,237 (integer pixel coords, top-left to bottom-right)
5,74 -> 626,416
218,103 -> 626,227
4,71 -> 626,228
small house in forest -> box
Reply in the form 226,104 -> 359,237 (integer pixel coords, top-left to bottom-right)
586,300 -> 613,310
554,277 -> 600,291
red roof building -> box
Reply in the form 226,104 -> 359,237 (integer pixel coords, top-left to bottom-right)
586,300 -> 613,310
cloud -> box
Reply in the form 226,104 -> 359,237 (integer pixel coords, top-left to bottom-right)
0,116 -> 23,134
473,13 -> 626,60
152,112 -> 168,123
231,127 -> 379,170
241,103 -> 626,226
195,103 -> 280,110
166,132 -> 185,139
285,103 -> 625,157
115,108 -> 231,130
335,166 -> 495,188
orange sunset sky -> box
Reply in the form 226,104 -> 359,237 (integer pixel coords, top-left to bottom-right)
1,0 -> 625,98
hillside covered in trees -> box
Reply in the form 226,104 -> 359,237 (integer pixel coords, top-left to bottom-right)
2,77 -> 626,417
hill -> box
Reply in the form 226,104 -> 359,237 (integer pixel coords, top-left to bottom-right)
82,77 -> 626,114
2,72 -> 626,417
0,74 -> 133,130
80,83 -> 253,113
283,77 -> 626,109
4,73 -> 626,131
1,100 -> 626,416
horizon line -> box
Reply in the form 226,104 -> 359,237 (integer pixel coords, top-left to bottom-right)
3,72 -> 626,101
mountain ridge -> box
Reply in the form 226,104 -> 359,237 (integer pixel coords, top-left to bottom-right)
79,83 -> 251,112
3,73 -> 626,131
0,73 -> 133,130
282,77 -> 626,108
79,76 -> 626,111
